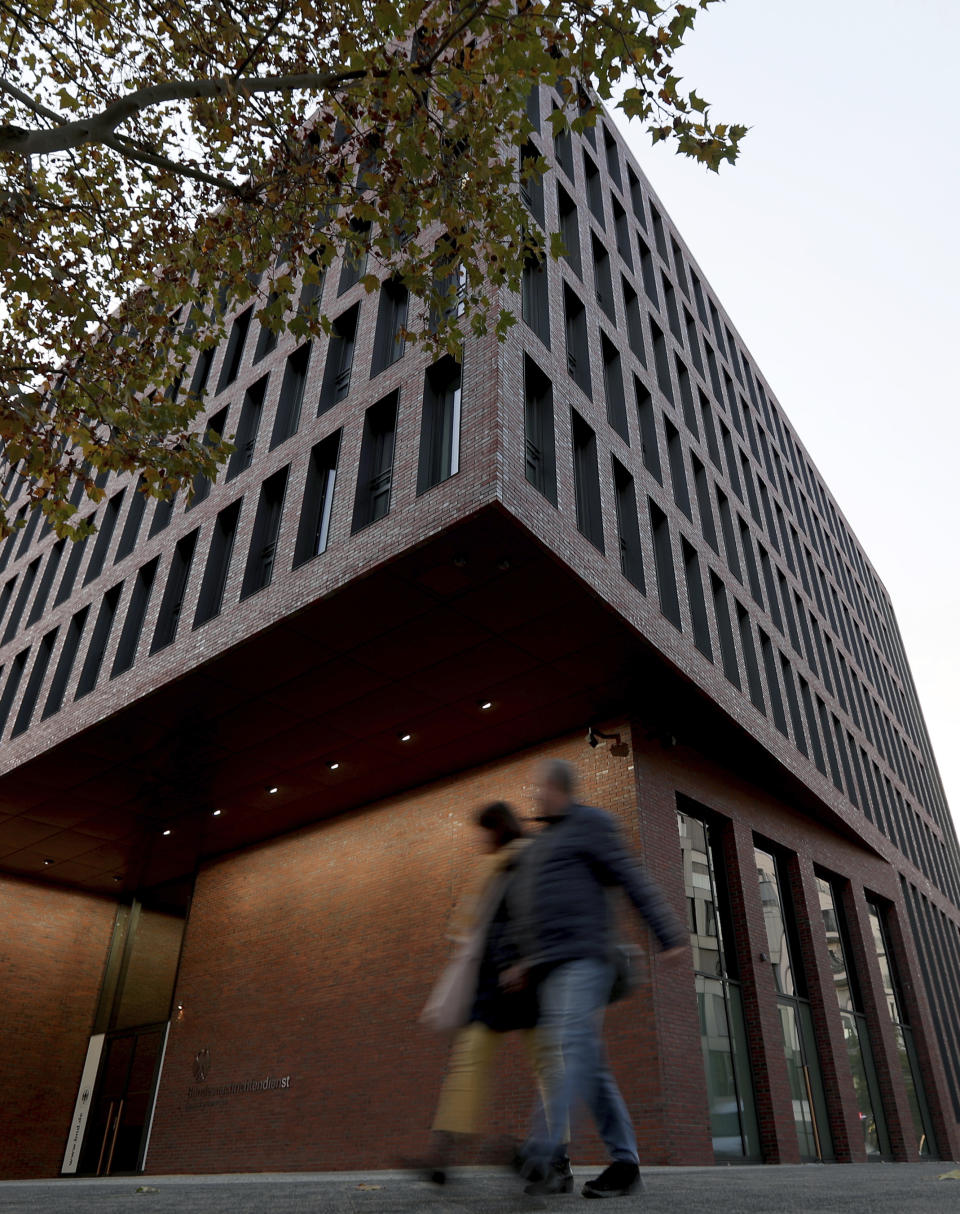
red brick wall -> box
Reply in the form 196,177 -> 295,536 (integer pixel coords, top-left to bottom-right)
146,724 -> 697,1174
0,875 -> 115,1179
145,721 -> 960,1175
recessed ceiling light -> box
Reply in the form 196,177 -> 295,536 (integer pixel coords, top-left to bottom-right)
212,809 -> 222,817
43,858 -> 54,866
480,701 -> 493,711
162,828 -> 172,837
266,785 -> 279,795
327,761 -> 340,771
399,733 -> 412,743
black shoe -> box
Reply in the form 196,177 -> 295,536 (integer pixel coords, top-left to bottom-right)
524,1161 -> 574,1196
581,1161 -> 641,1199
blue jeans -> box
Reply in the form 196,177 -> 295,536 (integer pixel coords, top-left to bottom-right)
528,957 -> 639,1168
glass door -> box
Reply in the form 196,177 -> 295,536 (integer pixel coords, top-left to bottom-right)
77,1025 -> 167,1175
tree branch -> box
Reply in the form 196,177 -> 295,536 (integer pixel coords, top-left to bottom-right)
0,67 -> 372,156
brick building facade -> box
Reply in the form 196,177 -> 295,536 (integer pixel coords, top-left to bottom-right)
1,78 -> 958,1178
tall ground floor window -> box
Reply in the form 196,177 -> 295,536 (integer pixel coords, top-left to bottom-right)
677,805 -> 760,1159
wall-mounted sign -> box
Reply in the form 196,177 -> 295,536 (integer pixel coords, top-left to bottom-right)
186,1047 -> 291,1102
61,1034 -> 105,1174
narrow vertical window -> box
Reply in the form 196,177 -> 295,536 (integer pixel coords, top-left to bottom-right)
759,628 -> 789,736
571,410 -> 604,553
83,490 -> 125,585
241,467 -> 289,599
2,557 -> 39,645
521,255 -> 551,347
612,457 -> 644,591
738,516 -> 764,606
75,583 -> 123,698
799,676 -> 826,774
557,184 -> 582,277
15,506 -> 42,560
216,305 -> 253,392
736,602 -> 765,711
602,124 -> 623,190
0,648 -> 29,733
649,500 -> 681,629
591,234 -> 614,321
252,291 -> 281,363
10,628 -> 58,738
417,356 -> 462,494
54,531 -> 90,607
662,275 -> 683,342
337,218 -> 371,294
552,107 -> 575,181
188,344 -> 215,403
41,606 -> 88,718
0,505 -> 27,572
352,391 -> 399,532
600,333 -> 628,443
187,407 -> 229,510
370,278 -> 409,376
759,545 -> 783,632
675,356 -> 699,435
627,165 -> 647,228
151,531 -> 199,652
665,420 -> 691,519
700,392 -> 722,469
717,489 -> 741,582
676,809 -> 761,1160
271,343 -> 312,448
671,237 -> 689,295
226,375 -> 268,479
194,498 -> 243,625
650,319 -> 674,404
297,254 -> 325,322
583,151 -> 604,225
519,141 -> 545,226
115,478 -> 149,562
148,493 -> 177,538
612,198 -> 632,268
692,455 -> 719,552
635,378 -> 662,483
27,539 -> 65,626
684,307 -> 704,375
563,284 -> 591,399
111,558 -> 159,676
711,574 -> 740,688
682,539 -> 712,660
318,303 -> 360,414
622,279 -> 646,366
754,847 -> 833,1160
525,82 -> 540,131
638,235 -> 659,305
0,575 -> 16,633
294,432 -> 342,567
866,901 -> 936,1157
649,202 -> 668,260
523,357 -> 557,506
781,658 -> 807,755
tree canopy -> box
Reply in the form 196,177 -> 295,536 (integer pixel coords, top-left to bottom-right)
0,0 -> 745,538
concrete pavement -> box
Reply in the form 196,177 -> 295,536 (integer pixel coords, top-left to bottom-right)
1,1163 -> 958,1214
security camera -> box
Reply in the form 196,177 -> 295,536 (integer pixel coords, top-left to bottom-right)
587,726 -> 600,748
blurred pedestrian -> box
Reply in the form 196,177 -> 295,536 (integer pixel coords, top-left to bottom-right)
418,801 -> 570,1186
503,759 -> 686,1198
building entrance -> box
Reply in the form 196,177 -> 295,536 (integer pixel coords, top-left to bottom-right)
61,879 -> 190,1176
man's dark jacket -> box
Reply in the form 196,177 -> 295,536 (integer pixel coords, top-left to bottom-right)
511,802 -> 686,968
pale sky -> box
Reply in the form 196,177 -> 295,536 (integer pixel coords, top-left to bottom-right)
609,0 -> 960,833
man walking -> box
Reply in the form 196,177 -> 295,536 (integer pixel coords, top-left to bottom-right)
505,758 -> 686,1198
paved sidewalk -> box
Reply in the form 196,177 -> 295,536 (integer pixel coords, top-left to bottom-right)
0,1163 -> 958,1213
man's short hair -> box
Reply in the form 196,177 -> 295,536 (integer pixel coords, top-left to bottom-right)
540,758 -> 577,796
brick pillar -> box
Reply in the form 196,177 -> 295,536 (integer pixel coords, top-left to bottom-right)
788,856 -> 863,1161
629,731 -> 714,1165
843,884 -> 914,1161
722,822 -> 800,1163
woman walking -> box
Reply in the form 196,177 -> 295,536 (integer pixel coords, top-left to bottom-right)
418,801 -> 570,1187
